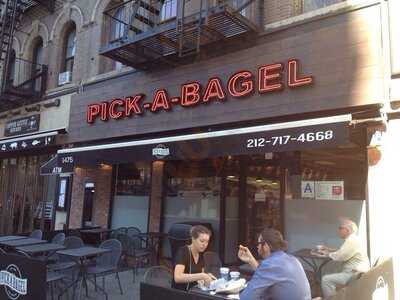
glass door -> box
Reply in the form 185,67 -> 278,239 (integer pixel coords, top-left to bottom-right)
241,155 -> 283,253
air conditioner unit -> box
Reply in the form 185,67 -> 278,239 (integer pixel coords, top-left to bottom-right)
58,71 -> 72,86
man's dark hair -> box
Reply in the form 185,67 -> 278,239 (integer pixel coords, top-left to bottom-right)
260,228 -> 288,252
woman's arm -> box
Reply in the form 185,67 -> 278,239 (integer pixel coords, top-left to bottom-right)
174,264 -> 209,284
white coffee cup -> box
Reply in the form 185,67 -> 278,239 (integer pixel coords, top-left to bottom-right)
230,271 -> 240,281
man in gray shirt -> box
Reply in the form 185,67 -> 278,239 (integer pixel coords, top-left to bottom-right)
320,218 -> 370,298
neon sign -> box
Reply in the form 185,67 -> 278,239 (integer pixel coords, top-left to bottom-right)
87,59 -> 313,124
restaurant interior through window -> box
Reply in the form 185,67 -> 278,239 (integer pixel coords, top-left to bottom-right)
155,145 -> 367,265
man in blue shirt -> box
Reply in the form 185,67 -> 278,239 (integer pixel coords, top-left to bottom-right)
239,228 -> 311,300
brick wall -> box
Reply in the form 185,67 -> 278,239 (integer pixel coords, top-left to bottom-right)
68,165 -> 113,229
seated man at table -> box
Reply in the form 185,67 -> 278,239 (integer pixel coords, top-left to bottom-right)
320,218 -> 370,298
238,228 -> 311,300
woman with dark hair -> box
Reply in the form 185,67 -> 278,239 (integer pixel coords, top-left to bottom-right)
172,225 -> 216,291
238,228 -> 311,300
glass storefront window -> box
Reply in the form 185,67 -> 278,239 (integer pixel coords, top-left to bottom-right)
111,162 -> 151,232
162,160 -> 222,257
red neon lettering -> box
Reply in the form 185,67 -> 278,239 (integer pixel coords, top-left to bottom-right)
100,102 -> 108,121
181,82 -> 201,107
203,78 -> 226,102
109,99 -> 125,119
125,95 -> 143,116
287,59 -> 313,88
227,71 -> 254,98
151,89 -> 170,112
258,63 -> 284,93
87,104 -> 101,123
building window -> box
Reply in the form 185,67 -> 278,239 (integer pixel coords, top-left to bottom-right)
160,0 -> 177,22
111,6 -> 126,41
8,49 -> 16,85
303,0 -> 344,13
32,39 -> 43,92
63,26 -> 76,74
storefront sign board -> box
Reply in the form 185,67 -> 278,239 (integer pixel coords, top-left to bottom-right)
4,115 -> 40,137
315,181 -> 344,200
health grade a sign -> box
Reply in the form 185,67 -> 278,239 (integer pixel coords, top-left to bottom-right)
86,59 -> 313,124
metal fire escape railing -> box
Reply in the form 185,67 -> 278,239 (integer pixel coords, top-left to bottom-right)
0,0 -> 53,112
101,0 -> 258,70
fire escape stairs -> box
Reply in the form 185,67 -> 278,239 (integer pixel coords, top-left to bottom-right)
101,0 -> 258,70
0,0 -> 50,112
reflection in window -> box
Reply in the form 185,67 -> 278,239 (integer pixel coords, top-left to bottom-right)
111,6 -> 126,41
160,0 -> 177,21
32,39 -> 43,92
303,0 -> 343,13
63,25 -> 76,74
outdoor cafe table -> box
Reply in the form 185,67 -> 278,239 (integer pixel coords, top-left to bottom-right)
56,246 -> 111,300
80,228 -> 112,245
0,235 -> 26,242
293,248 -> 331,282
16,243 -> 66,258
0,237 -> 47,248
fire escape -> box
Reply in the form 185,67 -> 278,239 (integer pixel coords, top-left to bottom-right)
100,0 -> 259,70
0,0 -> 54,112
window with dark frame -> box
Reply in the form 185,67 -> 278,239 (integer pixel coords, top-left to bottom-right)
63,25 -> 76,74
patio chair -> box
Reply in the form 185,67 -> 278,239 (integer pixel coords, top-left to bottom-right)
123,235 -> 152,282
204,251 -> 222,278
52,232 -> 66,245
16,250 -> 65,300
143,265 -> 173,287
30,229 -> 43,239
109,227 -> 128,239
86,239 -> 124,295
49,236 -> 83,272
167,224 -> 192,265
127,226 -> 141,237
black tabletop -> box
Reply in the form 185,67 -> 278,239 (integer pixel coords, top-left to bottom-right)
190,288 -> 232,299
80,228 -> 111,234
0,235 -> 26,242
0,238 -> 47,247
56,246 -> 110,258
293,248 -> 330,259
16,243 -> 66,254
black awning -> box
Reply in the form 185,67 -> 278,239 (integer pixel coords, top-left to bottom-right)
57,115 -> 353,172
40,155 -> 66,175
0,131 -> 57,154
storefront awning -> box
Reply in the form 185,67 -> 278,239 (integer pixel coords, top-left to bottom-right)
57,115 -> 353,172
0,130 -> 58,153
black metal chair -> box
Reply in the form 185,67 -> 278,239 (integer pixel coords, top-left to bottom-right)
49,236 -> 83,272
30,229 -> 43,239
109,227 -> 127,239
204,251 -> 222,278
127,226 -> 141,237
16,250 -> 65,300
143,265 -> 173,287
52,232 -> 66,245
167,223 -> 192,265
123,235 -> 152,282
86,239 -> 123,296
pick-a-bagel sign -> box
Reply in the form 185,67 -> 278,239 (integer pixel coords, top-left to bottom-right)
86,59 -> 313,124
